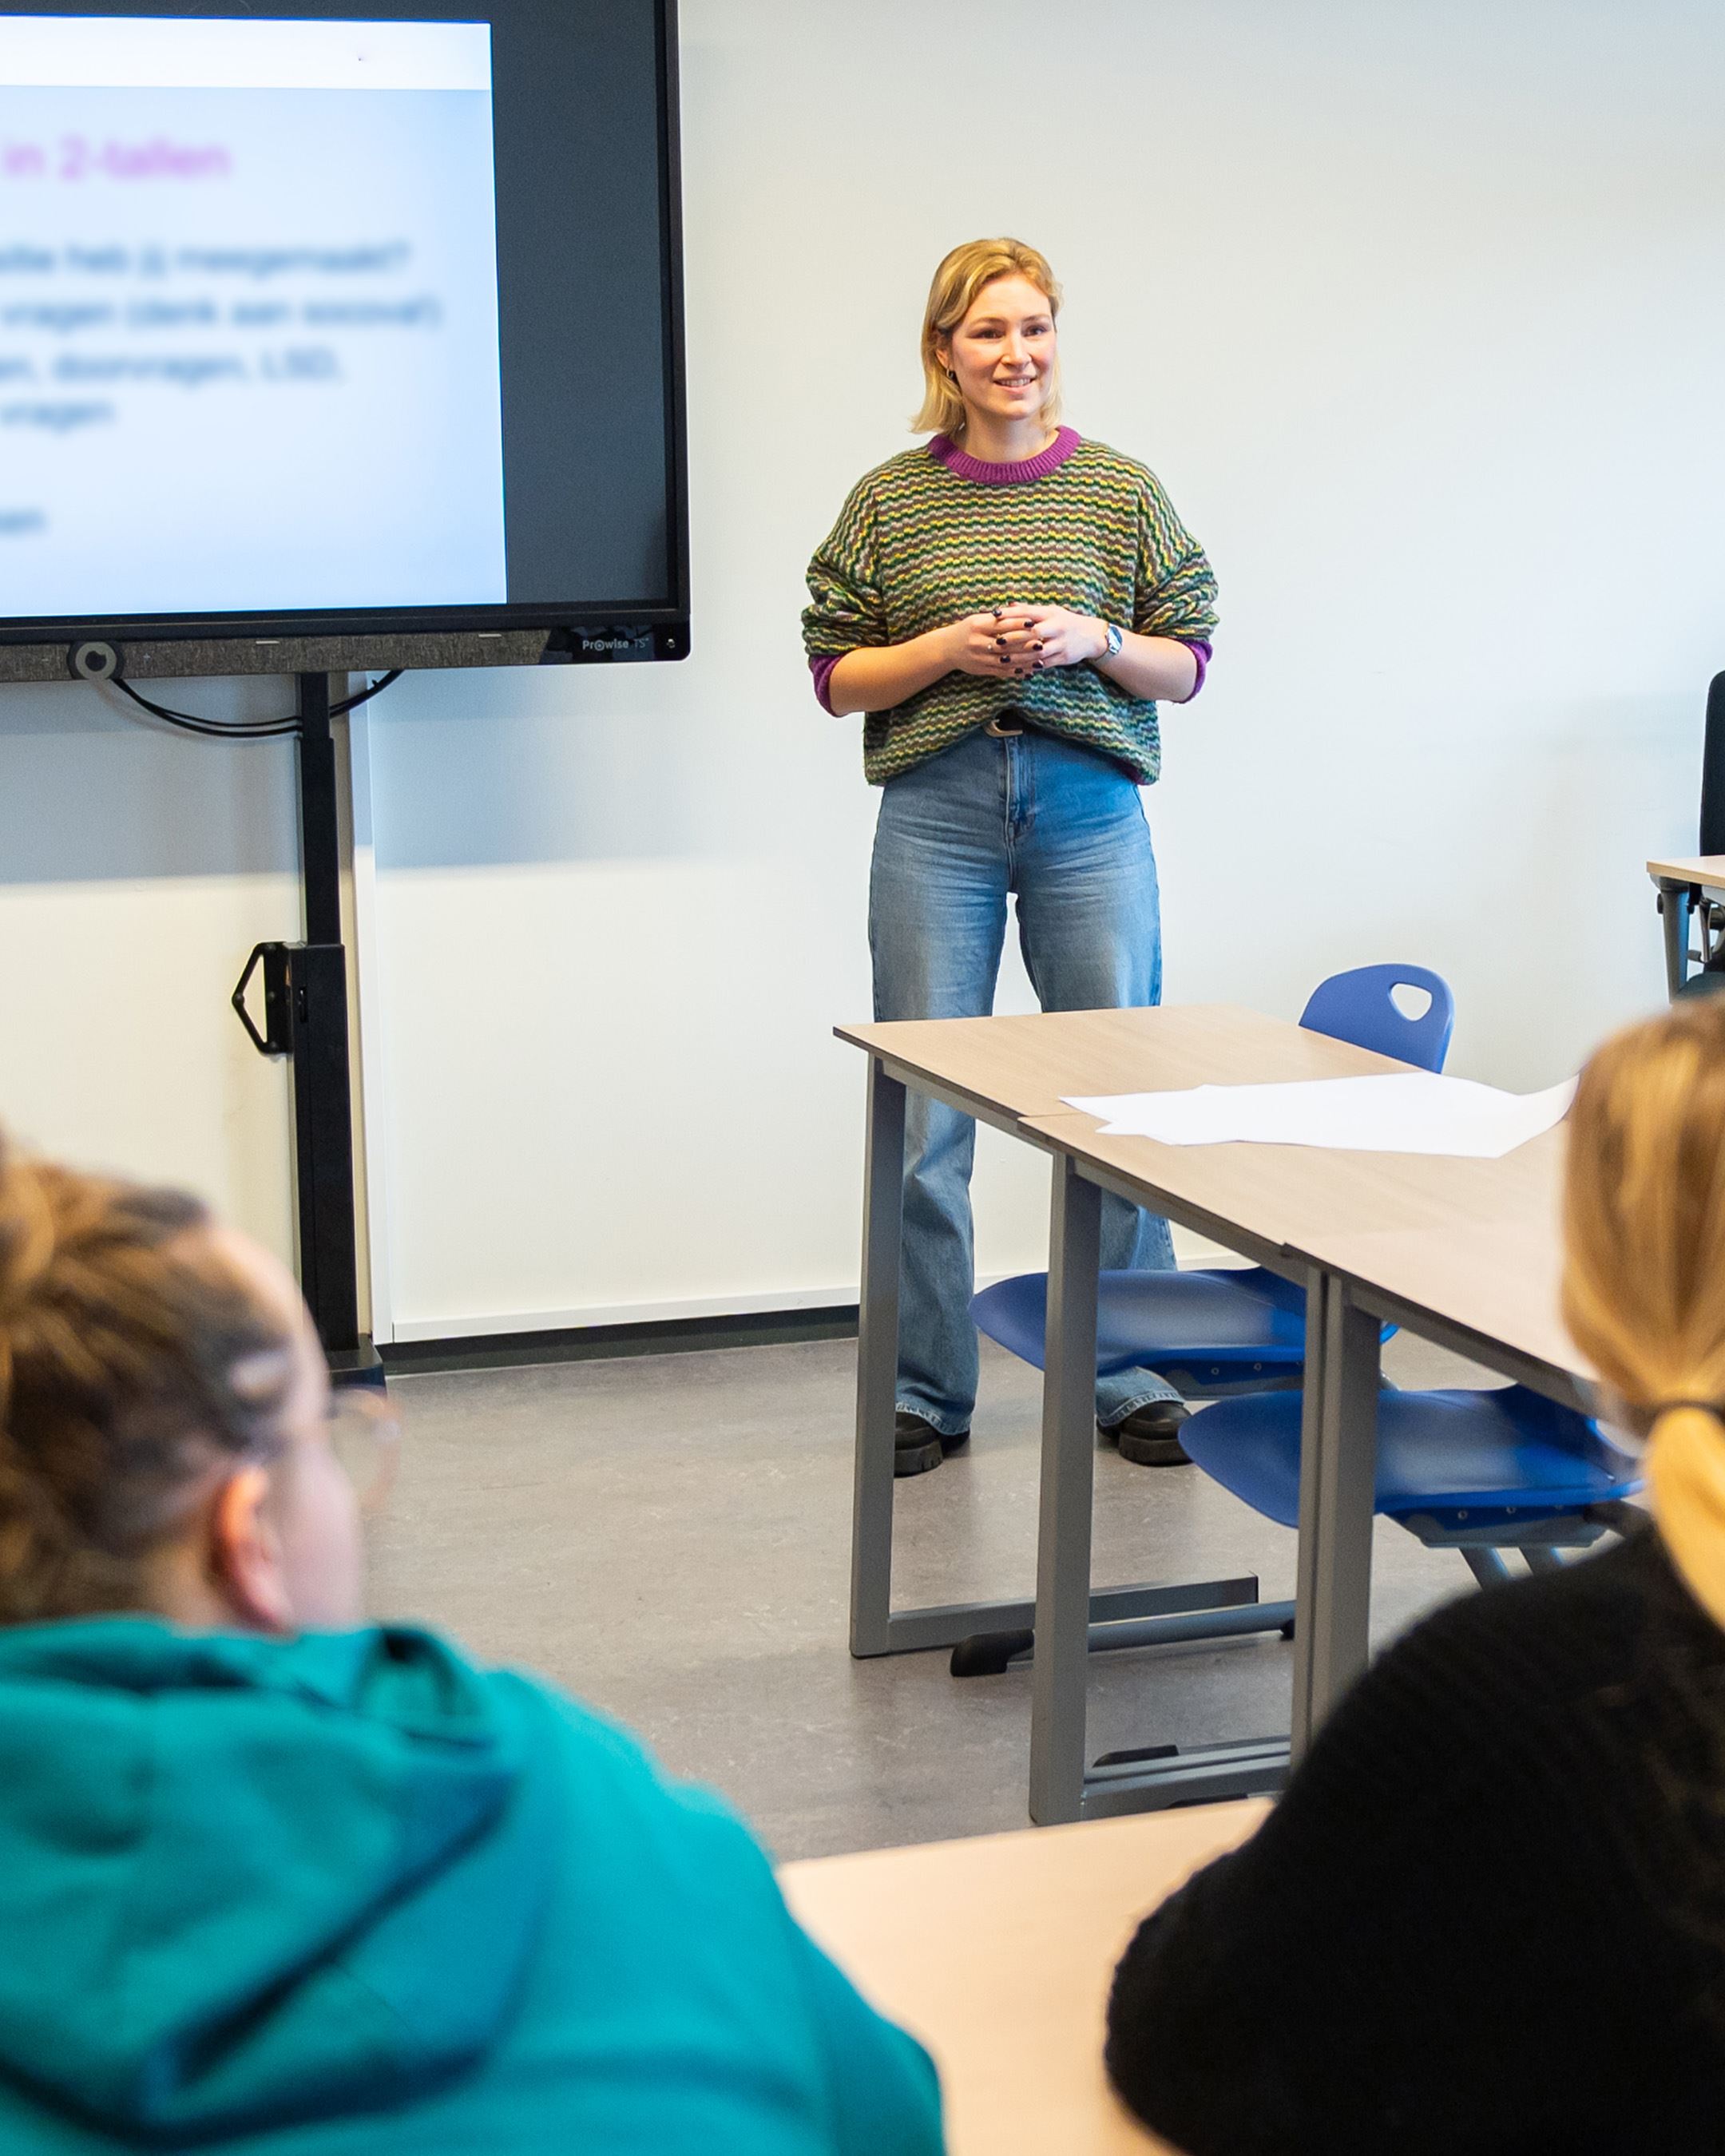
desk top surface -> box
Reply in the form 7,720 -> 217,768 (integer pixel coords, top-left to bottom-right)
1307,1211 -> 1582,1381
840,1002 -> 1581,1383
1021,1104 -> 1564,1245
1026,1109 -> 1580,1383
781,1801 -> 1267,2156
1648,854 -> 1725,890
835,1005 -> 1403,1122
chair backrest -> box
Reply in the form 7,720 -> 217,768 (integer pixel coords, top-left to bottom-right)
1299,963 -> 1455,1072
1703,670 -> 1725,856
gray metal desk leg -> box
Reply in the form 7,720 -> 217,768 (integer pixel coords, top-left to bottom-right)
1289,1270 -> 1381,1760
1658,878 -> 1695,1001
850,1059 -> 906,1659
1028,1155 -> 1103,1825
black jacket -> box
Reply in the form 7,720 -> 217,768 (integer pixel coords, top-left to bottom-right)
1107,1525 -> 1725,2154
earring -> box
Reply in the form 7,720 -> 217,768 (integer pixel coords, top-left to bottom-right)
946,367 -> 958,382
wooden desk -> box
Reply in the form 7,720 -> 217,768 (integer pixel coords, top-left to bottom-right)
783,1801 -> 1268,2156
1646,853 -> 1725,889
839,1004 -> 1581,1824
1020,1112 -> 1564,1267
1647,854 -> 1725,997
1312,1211 -> 1578,1393
839,1006 -> 1447,1822
838,1009 -> 1409,1817
835,1005 -> 1406,1135
1022,1111 -> 1583,1778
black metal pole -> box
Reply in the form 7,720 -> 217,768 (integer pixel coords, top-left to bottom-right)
299,672 -> 343,945
290,671 -> 377,1378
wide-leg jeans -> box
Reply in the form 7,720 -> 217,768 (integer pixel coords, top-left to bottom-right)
869,725 -> 1181,1437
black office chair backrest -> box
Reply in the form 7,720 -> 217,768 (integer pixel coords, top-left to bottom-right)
1703,672 -> 1725,856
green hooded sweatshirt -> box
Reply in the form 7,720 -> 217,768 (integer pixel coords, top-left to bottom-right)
0,1619 -> 944,2154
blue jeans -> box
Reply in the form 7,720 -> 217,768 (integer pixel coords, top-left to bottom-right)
870,725 -> 1180,1436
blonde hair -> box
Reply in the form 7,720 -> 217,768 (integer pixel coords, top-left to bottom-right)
912,236 -> 1064,439
1562,994 -> 1725,1625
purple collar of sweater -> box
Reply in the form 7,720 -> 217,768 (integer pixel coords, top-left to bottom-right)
926,425 -> 1081,485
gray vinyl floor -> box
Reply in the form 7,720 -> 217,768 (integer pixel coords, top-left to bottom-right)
367,1330 -> 1503,1865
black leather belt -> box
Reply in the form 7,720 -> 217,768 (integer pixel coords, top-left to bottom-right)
985,710 -> 1026,738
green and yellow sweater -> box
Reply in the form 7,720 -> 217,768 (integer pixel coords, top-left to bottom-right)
803,426 -> 1218,785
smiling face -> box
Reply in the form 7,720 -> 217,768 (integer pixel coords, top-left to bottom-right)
936,273 -> 1057,436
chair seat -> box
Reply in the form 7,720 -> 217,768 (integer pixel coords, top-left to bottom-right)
971,1266 -> 1313,1384
1182,1384 -> 1641,1531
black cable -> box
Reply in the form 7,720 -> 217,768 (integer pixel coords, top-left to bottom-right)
105,667 -> 404,739
330,668 -> 403,716
109,678 -> 299,735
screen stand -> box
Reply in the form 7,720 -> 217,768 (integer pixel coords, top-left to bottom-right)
232,672 -> 383,1388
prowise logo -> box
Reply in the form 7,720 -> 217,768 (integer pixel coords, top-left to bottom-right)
542,621 -> 686,665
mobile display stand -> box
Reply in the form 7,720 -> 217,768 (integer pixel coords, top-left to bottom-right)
232,672 -> 381,1385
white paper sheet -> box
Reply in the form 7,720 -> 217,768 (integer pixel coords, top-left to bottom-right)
1061,1072 -> 1577,1159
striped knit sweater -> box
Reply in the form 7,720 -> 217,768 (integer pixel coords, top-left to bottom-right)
802,426 -> 1218,785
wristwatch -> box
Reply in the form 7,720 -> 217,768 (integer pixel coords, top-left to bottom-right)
1101,622 -> 1124,661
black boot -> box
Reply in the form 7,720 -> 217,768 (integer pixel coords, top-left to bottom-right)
1101,1400 -> 1192,1468
894,1411 -> 970,1478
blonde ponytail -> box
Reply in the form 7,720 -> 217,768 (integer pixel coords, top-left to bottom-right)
1562,996 -> 1725,1627
1645,1406 -> 1725,1627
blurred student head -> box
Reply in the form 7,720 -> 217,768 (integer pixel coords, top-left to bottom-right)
1564,993 -> 1725,1623
0,1132 -> 390,1634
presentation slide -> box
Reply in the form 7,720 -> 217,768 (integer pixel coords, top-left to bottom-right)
0,15 -> 506,620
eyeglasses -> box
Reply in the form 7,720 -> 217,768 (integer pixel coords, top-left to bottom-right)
326,1388 -> 403,1515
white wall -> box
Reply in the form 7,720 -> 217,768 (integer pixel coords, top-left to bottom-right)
0,676 -> 301,1246
4,0 -> 1722,1339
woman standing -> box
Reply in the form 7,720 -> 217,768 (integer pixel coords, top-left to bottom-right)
803,237 -> 1218,1476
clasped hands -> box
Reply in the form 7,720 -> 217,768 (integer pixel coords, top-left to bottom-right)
947,605 -> 1110,680
949,604 -> 1112,676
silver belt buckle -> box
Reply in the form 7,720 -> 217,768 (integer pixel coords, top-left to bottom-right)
985,711 -> 1025,739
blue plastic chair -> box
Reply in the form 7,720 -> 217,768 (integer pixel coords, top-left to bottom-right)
1181,1384 -> 1642,1584
970,964 -> 1457,1394
1296,962 -> 1453,1070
